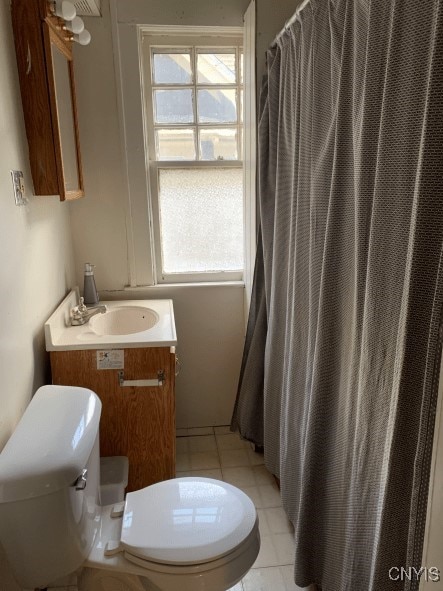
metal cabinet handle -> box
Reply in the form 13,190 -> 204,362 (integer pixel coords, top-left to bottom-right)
73,468 -> 88,490
118,370 -> 165,388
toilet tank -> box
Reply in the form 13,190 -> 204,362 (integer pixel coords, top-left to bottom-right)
0,385 -> 102,589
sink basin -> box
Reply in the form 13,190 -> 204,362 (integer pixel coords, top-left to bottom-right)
89,306 -> 159,336
44,291 -> 177,350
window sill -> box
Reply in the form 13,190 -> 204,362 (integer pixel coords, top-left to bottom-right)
122,281 -> 245,291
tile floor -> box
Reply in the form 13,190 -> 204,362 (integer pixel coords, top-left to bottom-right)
176,426 -> 306,591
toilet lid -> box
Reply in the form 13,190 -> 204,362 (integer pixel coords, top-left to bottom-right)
120,477 -> 257,566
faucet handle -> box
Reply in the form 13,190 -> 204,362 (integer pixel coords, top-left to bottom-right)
78,297 -> 87,313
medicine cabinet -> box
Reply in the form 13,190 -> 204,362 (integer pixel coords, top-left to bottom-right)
11,0 -> 84,201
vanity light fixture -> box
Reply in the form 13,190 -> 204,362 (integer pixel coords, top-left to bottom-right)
73,29 -> 91,45
50,1 -> 92,46
51,0 -> 76,21
64,15 -> 84,34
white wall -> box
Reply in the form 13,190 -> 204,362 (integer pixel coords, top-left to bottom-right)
70,1 -> 128,291
0,0 -> 76,586
256,0 -> 303,90
71,0 -> 249,427
116,0 -> 250,26
0,0 -> 76,458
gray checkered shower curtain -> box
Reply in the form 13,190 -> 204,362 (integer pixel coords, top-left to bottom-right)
232,1 -> 443,589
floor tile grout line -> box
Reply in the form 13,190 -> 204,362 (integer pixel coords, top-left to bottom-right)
216,434 -> 228,481
176,433 -> 297,590
177,425 -> 240,437
250,562 -> 295,570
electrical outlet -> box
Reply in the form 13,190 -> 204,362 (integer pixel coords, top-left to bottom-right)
10,170 -> 27,206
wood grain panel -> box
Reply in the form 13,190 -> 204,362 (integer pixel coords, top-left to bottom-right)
11,0 -> 58,195
50,348 -> 176,491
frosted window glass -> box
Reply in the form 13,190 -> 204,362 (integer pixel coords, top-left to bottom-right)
199,128 -> 238,160
197,53 -> 236,84
154,89 -> 194,124
156,129 -> 196,160
153,53 -> 192,84
158,168 -> 243,273
197,88 -> 237,123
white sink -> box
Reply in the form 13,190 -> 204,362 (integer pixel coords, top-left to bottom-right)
90,306 -> 159,336
44,290 -> 177,351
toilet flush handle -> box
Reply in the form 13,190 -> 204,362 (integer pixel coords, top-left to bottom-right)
73,468 -> 88,490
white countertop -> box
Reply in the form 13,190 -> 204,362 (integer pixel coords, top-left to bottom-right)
45,290 -> 177,351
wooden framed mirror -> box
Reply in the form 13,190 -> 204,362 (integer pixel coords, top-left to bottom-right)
43,22 -> 84,200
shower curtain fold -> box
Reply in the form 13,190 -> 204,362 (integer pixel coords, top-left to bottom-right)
231,1 -> 443,589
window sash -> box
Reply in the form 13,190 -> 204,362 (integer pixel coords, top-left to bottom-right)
149,161 -> 243,284
142,34 -> 244,283
148,45 -> 243,161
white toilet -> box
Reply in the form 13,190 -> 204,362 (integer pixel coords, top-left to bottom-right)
0,385 -> 260,591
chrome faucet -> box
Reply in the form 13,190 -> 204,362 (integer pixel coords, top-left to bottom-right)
70,297 -> 107,326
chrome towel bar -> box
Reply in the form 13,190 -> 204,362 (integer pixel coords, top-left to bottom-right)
118,370 -> 165,388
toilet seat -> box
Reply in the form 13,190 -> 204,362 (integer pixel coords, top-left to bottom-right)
85,477 -> 260,591
120,477 -> 257,566
122,521 -> 259,575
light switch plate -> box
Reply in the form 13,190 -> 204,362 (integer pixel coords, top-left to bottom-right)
10,170 -> 27,206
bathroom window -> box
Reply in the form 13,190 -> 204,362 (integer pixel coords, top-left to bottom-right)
141,34 -> 244,283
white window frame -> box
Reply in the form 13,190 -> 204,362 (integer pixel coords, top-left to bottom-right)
109,19 -> 255,289
141,32 -> 244,284
242,1 -> 257,314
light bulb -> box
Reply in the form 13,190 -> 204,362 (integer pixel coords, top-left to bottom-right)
65,16 -> 84,34
53,0 -> 76,21
73,29 -> 91,46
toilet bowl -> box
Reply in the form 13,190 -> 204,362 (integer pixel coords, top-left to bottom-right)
0,386 -> 260,591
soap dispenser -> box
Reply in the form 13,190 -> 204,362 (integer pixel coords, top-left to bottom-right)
83,263 -> 99,305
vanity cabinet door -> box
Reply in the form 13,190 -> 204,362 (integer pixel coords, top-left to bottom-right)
50,347 -> 176,492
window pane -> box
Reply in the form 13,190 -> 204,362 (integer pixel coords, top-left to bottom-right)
156,129 -> 196,160
197,89 -> 237,123
154,89 -> 194,124
153,52 -> 192,84
158,168 -> 243,273
199,128 -> 238,160
197,52 -> 236,84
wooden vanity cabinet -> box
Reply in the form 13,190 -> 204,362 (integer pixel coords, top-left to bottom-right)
50,347 -> 176,492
